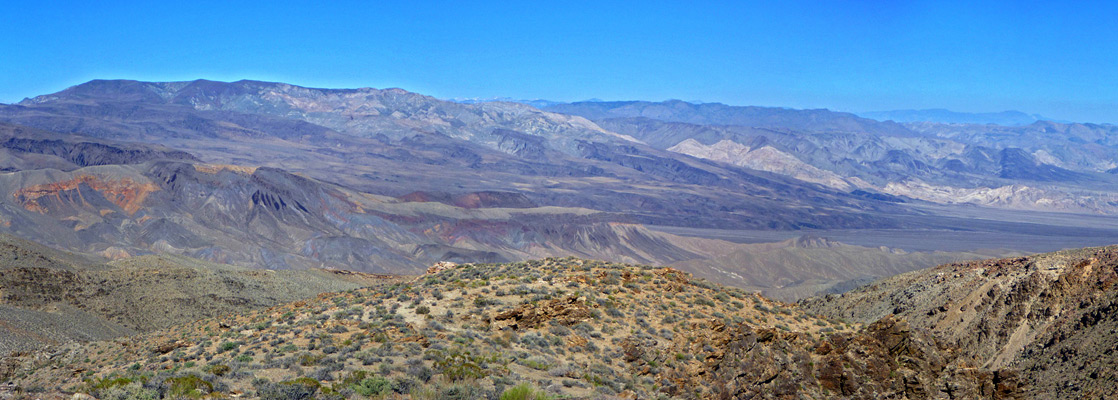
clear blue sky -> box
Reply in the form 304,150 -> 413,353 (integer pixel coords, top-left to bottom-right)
2,1 -> 1116,123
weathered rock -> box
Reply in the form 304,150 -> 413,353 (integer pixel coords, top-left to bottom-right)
493,295 -> 594,330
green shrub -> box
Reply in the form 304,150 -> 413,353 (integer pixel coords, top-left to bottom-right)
298,353 -> 324,366
205,364 -> 230,376
84,374 -> 149,398
474,297 -> 500,307
98,381 -> 158,400
334,370 -> 393,396
500,383 -> 553,400
427,347 -> 498,382
165,374 -> 213,399
354,376 -> 394,396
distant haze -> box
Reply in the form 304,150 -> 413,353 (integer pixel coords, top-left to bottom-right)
857,109 -> 1055,126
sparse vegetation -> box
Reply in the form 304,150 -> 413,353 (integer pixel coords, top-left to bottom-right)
7,257 -> 872,399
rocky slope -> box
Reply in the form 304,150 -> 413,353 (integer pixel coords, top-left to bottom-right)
0,234 -> 406,354
802,246 -> 1118,398
671,235 -> 1009,301
3,258 -> 1017,399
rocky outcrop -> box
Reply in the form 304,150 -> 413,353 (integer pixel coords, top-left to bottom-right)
493,295 -> 595,330
802,246 -> 1118,398
632,315 -> 1020,399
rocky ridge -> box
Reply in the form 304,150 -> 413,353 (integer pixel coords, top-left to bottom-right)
802,246 -> 1118,398
4,258 -> 1019,399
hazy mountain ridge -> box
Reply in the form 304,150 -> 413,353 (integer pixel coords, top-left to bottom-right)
545,99 -> 915,136
858,109 -> 1049,126
21,79 -> 634,157
568,100 -> 1118,214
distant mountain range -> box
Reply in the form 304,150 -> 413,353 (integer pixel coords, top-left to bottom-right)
544,99 -> 1118,214
449,97 -> 566,109
2,79 -> 1118,298
507,100 -> 1063,126
856,108 -> 1060,126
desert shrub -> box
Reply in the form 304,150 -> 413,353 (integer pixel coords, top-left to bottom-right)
500,383 -> 553,400
547,324 -> 571,336
427,347 -> 498,382
205,364 -> 231,376
353,375 -> 393,396
355,350 -> 380,366
392,376 -> 419,394
434,382 -> 492,400
165,374 -> 213,399
83,375 -> 150,399
474,297 -> 500,307
548,364 -> 575,378
217,341 -> 239,353
407,363 -> 434,383
98,381 -> 158,400
255,377 -> 320,400
573,322 -> 595,335
298,353 -> 325,366
522,356 -> 551,371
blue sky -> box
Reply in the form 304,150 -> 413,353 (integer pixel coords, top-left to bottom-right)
2,1 -> 1116,123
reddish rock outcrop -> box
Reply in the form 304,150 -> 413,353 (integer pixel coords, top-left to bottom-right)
13,175 -> 158,215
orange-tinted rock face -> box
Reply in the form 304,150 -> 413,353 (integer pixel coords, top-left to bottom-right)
13,175 -> 159,215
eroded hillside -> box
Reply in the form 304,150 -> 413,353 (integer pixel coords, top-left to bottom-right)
0,234 -> 407,355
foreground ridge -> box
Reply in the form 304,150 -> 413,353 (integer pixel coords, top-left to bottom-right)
804,245 -> 1118,398
4,257 -> 1020,399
